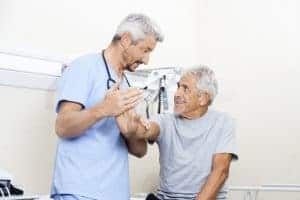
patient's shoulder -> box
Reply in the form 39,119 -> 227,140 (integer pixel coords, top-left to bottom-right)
210,109 -> 233,121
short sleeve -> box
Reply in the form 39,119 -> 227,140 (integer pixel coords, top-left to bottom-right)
150,113 -> 171,143
215,115 -> 239,161
56,56 -> 93,113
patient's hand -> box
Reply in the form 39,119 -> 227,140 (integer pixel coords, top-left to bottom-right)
116,109 -> 148,139
116,106 -> 155,140
136,116 -> 161,141
133,116 -> 149,139
140,117 -> 151,130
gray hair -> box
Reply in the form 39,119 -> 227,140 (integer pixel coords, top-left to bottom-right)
113,13 -> 164,43
183,66 -> 218,105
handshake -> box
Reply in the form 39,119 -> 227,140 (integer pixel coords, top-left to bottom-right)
115,108 -> 157,141
134,115 -> 152,139
103,82 -> 158,141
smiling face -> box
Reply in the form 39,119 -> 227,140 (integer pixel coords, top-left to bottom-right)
174,74 -> 200,115
174,74 -> 210,117
120,34 -> 157,72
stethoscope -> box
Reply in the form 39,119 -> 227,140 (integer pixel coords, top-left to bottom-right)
102,50 -> 165,119
102,50 -> 131,89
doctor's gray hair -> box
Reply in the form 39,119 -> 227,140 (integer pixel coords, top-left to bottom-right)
183,66 -> 218,105
113,13 -> 164,43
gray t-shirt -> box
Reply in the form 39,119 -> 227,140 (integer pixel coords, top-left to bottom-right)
151,109 -> 238,200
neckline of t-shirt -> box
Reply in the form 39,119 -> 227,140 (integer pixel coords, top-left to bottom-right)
177,109 -> 213,123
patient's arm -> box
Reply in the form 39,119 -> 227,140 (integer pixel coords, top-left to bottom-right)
196,153 -> 232,200
115,110 -> 160,141
139,118 -> 160,142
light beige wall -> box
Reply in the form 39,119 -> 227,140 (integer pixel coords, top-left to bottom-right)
0,0 -> 200,66
196,0 -> 300,183
195,0 -> 300,199
0,86 -> 57,195
1,0 -> 300,199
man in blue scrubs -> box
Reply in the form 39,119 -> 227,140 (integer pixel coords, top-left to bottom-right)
51,13 -> 164,200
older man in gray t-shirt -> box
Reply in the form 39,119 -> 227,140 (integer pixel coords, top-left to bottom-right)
151,109 -> 238,200
116,66 -> 238,200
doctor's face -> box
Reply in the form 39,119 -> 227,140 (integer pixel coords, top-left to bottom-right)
122,35 -> 157,72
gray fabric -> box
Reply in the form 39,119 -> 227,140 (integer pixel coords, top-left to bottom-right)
151,109 -> 238,199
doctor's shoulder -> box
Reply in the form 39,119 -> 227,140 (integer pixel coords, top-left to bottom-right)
63,53 -> 100,75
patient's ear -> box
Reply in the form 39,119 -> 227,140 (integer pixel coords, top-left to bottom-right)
198,92 -> 210,106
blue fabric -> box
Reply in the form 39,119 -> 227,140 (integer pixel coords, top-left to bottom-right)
51,54 -> 130,200
52,194 -> 94,200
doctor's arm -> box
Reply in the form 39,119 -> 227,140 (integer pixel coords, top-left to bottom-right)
55,87 -> 141,139
115,109 -> 147,158
196,153 -> 232,200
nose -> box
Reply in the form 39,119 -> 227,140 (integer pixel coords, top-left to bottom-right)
175,87 -> 183,97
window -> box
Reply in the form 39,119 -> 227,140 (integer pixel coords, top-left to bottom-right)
0,50 -> 65,91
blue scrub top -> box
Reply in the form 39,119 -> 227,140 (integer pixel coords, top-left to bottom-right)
51,54 -> 130,200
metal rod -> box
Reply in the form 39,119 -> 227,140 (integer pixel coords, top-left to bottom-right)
229,186 -> 300,192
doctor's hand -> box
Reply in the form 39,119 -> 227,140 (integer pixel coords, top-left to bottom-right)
100,83 -> 143,117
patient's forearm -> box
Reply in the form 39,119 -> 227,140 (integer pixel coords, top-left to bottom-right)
196,167 -> 229,200
115,109 -> 160,141
142,121 -> 160,141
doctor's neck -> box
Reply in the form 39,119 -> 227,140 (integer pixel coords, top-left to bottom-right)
104,43 -> 127,78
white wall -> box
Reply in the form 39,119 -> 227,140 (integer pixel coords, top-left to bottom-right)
0,0 -> 199,66
1,0 -> 300,199
195,0 -> 300,199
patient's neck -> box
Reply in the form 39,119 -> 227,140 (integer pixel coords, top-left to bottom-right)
181,107 -> 208,120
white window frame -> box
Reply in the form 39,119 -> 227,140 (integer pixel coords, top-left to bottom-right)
0,49 -> 67,91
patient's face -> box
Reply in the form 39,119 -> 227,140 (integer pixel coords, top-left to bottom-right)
174,75 -> 200,116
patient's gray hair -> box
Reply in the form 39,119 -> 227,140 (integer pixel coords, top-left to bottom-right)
184,66 -> 218,105
113,13 -> 164,43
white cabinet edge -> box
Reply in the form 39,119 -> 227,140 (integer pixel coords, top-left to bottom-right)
0,69 -> 59,91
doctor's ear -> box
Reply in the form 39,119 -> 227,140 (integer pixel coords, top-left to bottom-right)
119,32 -> 134,49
